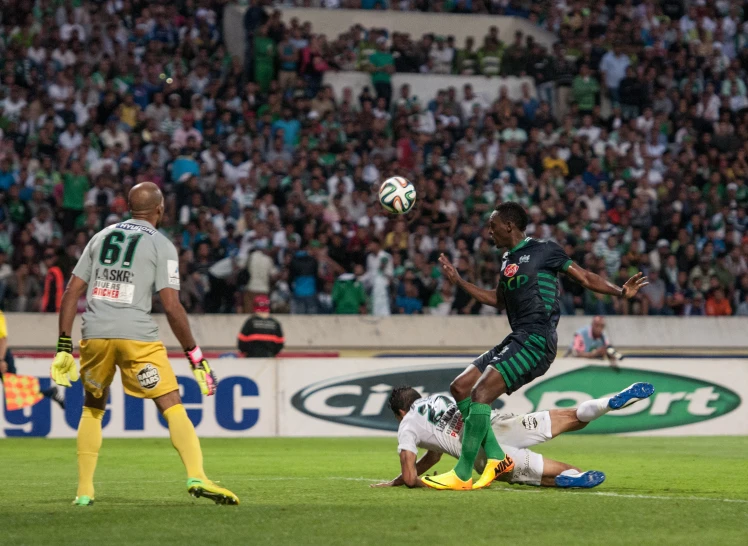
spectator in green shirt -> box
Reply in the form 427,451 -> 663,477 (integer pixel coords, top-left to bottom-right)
61,159 -> 89,232
464,185 -> 491,219
572,64 -> 600,115
254,25 -> 276,94
428,282 -> 454,316
369,37 -> 395,109
332,272 -> 367,314
477,36 -> 503,77
455,37 -> 479,75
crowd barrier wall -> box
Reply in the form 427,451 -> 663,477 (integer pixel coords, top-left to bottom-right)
2,358 -> 745,438
321,71 -> 536,104
224,6 -> 557,64
4,314 -> 748,350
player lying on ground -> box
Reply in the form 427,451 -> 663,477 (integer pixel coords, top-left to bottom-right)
424,202 -> 648,491
372,382 -> 655,489
50,182 -> 238,506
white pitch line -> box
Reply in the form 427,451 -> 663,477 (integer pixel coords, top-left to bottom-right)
13,477 -> 748,504
586,491 -> 748,504
485,486 -> 748,504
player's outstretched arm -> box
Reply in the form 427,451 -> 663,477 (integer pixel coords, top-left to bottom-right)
438,253 -> 502,309
370,450 -> 441,488
160,287 -> 217,396
565,263 -> 648,299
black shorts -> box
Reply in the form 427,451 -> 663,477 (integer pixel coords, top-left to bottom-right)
4,348 -> 16,374
472,331 -> 556,394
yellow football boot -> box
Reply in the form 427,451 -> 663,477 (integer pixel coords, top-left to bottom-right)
187,478 -> 240,505
421,470 -> 473,491
472,455 -> 515,490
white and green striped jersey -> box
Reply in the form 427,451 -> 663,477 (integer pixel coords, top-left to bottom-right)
72,220 -> 180,341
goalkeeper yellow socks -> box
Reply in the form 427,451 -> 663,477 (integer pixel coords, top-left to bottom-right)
77,407 -> 105,498
163,404 -> 207,481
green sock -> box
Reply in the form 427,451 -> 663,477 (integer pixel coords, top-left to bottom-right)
456,397 -> 472,419
481,421 -> 505,461
453,403 -> 492,481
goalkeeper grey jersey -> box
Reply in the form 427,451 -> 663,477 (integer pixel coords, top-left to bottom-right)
72,220 -> 180,341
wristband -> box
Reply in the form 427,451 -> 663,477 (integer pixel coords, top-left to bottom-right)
186,346 -> 203,364
57,335 -> 73,354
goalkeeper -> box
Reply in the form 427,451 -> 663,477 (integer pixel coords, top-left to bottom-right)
51,182 -> 238,507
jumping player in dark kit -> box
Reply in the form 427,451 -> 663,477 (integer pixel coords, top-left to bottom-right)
422,202 -> 649,491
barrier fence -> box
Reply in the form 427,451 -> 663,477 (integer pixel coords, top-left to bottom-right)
5,314 -> 748,350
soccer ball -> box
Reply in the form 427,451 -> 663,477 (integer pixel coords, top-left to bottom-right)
378,176 -> 416,214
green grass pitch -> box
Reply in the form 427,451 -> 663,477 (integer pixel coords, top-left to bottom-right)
2,436 -> 747,545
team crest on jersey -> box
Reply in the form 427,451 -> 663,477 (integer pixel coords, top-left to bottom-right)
137,364 -> 160,389
504,264 -> 519,278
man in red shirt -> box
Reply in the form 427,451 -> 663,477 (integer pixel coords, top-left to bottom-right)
706,288 -> 732,316
41,248 -> 64,313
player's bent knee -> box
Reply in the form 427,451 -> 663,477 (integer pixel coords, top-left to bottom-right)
470,384 -> 493,405
450,377 -> 471,401
154,389 -> 182,414
84,388 -> 108,411
470,373 -> 506,404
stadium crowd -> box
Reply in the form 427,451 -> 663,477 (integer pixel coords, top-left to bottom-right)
0,0 -> 747,318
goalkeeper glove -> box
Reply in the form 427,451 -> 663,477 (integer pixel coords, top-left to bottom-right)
50,335 -> 79,388
185,346 -> 217,396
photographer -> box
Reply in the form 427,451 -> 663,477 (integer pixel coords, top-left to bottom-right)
567,316 -> 622,367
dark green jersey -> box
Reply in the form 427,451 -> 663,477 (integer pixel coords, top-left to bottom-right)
497,237 -> 572,338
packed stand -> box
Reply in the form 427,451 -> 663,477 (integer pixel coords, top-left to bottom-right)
0,1 -> 747,319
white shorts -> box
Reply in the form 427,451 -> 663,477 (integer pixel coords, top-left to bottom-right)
473,446 -> 545,486
491,410 -> 553,449
504,447 -> 544,486
473,411 -> 552,486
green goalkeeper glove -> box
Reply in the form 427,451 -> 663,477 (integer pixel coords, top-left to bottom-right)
51,335 -> 79,388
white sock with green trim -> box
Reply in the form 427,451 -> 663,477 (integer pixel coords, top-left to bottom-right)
576,397 -> 611,423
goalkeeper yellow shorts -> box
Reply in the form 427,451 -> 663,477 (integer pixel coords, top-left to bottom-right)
79,339 -> 179,399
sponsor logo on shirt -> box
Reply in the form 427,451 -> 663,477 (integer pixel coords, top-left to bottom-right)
91,279 -> 135,304
115,222 -> 156,235
519,255 -> 530,264
504,264 -> 519,278
136,364 -> 160,390
167,260 -> 180,286
95,268 -> 133,283
500,275 -> 529,292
